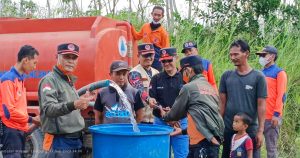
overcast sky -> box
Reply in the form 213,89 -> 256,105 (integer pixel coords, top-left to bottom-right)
10,0 -> 295,19
24,0 -> 189,17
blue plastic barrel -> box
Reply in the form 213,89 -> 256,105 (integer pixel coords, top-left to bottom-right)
89,124 -> 173,158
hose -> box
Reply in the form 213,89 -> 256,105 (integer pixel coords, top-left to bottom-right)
77,80 -> 110,96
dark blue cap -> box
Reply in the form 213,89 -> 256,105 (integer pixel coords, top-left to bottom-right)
159,47 -> 177,61
180,55 -> 202,68
181,41 -> 197,53
138,43 -> 155,54
256,45 -> 278,55
110,60 -> 130,72
57,43 -> 79,56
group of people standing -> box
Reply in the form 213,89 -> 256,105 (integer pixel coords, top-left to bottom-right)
127,5 -> 287,158
0,5 -> 287,158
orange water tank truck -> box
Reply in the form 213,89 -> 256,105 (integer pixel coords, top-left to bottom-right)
0,16 -> 139,158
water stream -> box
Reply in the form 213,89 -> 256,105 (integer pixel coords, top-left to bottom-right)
109,81 -> 140,132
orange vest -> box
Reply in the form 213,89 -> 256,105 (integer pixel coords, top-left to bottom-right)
201,58 -> 218,91
131,23 -> 170,49
262,65 -> 287,119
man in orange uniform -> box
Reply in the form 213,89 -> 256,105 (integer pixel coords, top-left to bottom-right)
256,46 -> 287,158
181,41 -> 217,90
131,6 -> 170,71
0,45 -> 40,158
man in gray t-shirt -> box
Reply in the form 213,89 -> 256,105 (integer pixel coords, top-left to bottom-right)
94,61 -> 144,124
219,40 -> 267,158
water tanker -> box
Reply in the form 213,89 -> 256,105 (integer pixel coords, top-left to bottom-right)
0,16 -> 139,158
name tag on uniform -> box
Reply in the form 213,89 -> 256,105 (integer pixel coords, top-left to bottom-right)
245,85 -> 253,90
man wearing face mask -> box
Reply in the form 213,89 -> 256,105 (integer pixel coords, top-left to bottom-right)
129,43 -> 159,124
256,46 -> 287,158
159,55 -> 224,158
38,43 -> 93,158
149,48 -> 189,158
181,41 -> 217,91
219,40 -> 267,158
131,6 -> 170,71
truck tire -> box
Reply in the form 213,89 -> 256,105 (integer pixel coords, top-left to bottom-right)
24,128 -> 45,158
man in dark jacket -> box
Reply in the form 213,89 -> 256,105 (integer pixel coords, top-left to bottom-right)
38,43 -> 93,158
160,55 -> 224,158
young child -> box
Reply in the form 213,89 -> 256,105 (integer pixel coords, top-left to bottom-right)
230,112 -> 253,158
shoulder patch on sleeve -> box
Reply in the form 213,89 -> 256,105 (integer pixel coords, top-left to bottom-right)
129,71 -> 142,80
42,83 -> 52,92
128,71 -> 144,90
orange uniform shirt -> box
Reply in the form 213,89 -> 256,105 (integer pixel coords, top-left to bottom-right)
201,58 -> 218,91
0,67 -> 30,132
262,64 -> 287,119
187,114 -> 205,145
131,23 -> 170,49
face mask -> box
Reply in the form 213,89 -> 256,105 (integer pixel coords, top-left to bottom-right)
259,57 -> 270,67
152,20 -> 160,24
183,74 -> 189,84
151,18 -> 163,24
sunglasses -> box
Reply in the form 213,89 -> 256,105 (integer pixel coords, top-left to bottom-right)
141,53 -> 154,58
161,59 -> 173,63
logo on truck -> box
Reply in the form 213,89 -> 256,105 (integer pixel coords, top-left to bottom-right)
118,36 -> 127,57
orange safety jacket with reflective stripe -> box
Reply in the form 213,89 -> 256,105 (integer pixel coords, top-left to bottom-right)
0,67 -> 30,132
262,64 -> 287,119
131,23 -> 170,49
